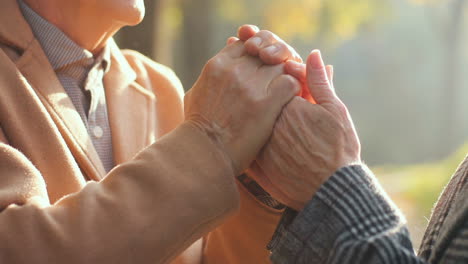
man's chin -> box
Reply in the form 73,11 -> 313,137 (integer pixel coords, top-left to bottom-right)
127,7 -> 145,26
123,11 -> 145,27
113,3 -> 145,27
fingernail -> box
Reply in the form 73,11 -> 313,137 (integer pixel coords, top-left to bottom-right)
264,45 -> 279,55
250,37 -> 262,47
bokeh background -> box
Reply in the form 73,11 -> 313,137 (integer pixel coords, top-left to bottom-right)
115,0 -> 468,248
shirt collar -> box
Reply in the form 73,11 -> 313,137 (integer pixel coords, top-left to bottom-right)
18,0 -> 110,72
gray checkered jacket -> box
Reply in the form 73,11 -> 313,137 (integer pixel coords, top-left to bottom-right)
269,156 -> 468,263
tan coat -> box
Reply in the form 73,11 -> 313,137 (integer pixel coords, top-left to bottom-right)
0,0 -> 282,263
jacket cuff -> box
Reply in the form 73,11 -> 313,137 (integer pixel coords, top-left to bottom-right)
268,165 -> 403,263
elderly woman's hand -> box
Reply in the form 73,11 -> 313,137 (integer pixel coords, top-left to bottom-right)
248,51 -> 362,211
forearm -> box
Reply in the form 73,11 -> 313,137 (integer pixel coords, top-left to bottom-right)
0,123 -> 239,264
269,165 -> 426,264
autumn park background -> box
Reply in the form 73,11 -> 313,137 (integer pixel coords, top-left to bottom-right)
115,0 -> 468,247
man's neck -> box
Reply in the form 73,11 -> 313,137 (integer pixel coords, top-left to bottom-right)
22,0 -> 121,55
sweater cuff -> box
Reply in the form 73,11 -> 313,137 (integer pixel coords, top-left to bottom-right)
269,165 -> 404,263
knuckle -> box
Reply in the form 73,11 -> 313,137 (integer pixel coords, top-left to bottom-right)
273,41 -> 288,51
205,56 -> 224,73
261,43 -> 284,56
258,30 -> 275,39
257,30 -> 277,44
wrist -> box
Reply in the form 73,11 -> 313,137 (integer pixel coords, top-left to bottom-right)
182,120 -> 239,176
293,162 -> 365,212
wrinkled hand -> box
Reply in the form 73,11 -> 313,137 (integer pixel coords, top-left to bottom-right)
248,51 -> 361,211
184,40 -> 301,176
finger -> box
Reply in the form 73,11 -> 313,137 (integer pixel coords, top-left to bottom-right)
326,65 -> 333,83
306,50 -> 336,104
237,24 -> 260,41
285,61 -> 315,102
260,41 -> 303,64
285,60 -> 306,82
259,43 -> 302,65
245,30 -> 302,65
267,74 -> 301,114
220,40 -> 246,59
326,65 -> 334,91
226,36 -> 239,45
244,30 -> 278,57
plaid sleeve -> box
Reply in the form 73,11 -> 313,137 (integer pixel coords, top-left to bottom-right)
269,165 -> 426,264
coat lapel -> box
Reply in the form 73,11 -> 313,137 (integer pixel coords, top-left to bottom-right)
15,39 -> 106,181
104,40 -> 155,165
0,0 -> 154,178
428,155 -> 468,262
0,0 -> 106,181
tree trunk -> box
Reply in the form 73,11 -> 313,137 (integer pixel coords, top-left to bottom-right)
440,0 -> 466,155
179,0 -> 216,90
116,0 -> 159,58
152,0 -> 175,66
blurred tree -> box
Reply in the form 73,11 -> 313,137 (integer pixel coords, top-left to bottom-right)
413,0 -> 467,156
153,0 -> 183,66
116,0 -> 159,57
439,0 -> 466,154
216,0 -> 389,46
114,0 -> 468,167
178,0 -> 216,89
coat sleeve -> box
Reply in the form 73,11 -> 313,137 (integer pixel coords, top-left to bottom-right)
0,122 -> 240,264
124,50 -> 284,264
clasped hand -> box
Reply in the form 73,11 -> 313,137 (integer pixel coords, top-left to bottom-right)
184,25 -> 362,211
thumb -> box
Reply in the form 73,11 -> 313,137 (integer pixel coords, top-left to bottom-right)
306,50 -> 335,104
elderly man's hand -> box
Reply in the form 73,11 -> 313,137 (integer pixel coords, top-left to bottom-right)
184,41 -> 301,176
227,25 -> 303,65
248,51 -> 361,211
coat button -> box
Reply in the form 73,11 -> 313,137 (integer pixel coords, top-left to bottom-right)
93,126 -> 104,138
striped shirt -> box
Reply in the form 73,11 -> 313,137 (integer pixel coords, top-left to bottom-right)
19,0 -> 114,172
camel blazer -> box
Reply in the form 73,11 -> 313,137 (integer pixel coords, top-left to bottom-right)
0,0 -> 282,263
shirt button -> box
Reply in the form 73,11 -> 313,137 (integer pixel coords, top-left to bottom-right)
93,126 -> 104,138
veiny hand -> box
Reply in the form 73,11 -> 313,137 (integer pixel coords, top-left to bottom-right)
184,41 -> 301,176
247,50 -> 361,211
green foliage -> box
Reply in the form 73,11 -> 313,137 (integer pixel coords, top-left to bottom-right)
376,143 -> 468,216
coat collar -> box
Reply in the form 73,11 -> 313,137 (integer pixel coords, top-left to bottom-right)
104,39 -> 154,165
428,155 -> 468,262
0,0 -> 149,180
0,0 -> 34,52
